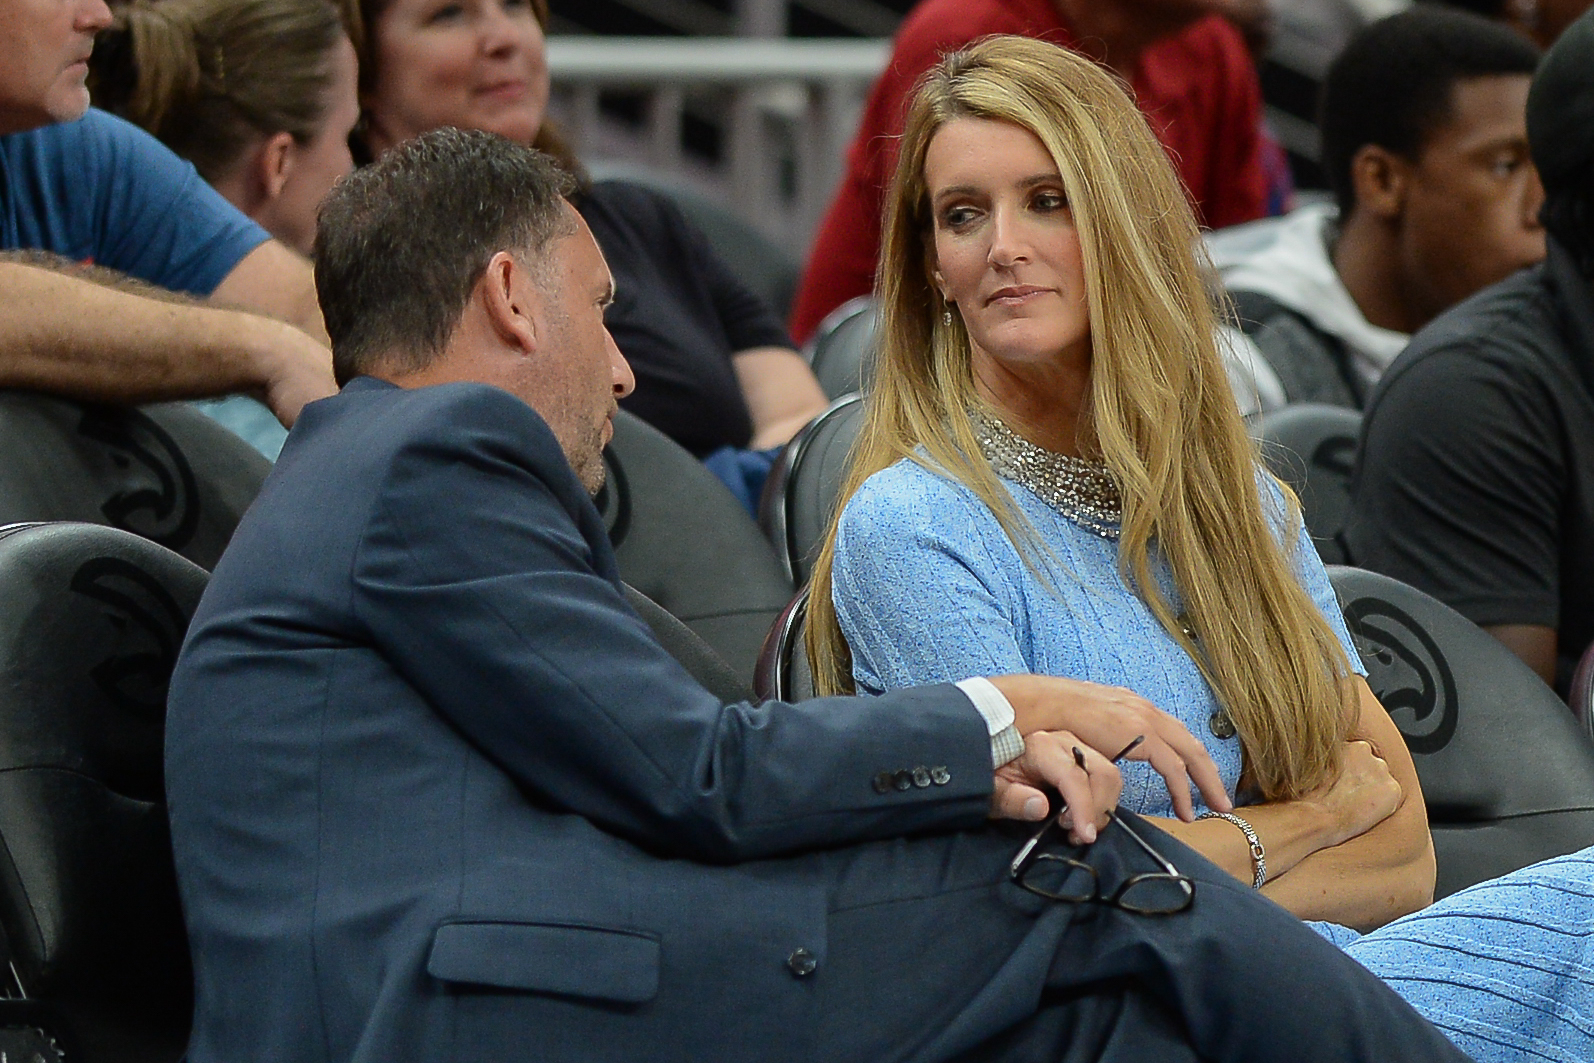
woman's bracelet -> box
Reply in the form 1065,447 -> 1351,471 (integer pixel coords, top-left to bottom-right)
1197,810 -> 1267,889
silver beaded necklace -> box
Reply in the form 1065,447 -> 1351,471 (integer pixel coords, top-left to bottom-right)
968,407 -> 1123,540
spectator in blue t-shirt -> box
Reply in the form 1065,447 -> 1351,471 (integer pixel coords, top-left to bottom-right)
0,0 -> 335,427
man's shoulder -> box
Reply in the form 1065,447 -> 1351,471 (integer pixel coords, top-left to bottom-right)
1372,266 -> 1563,405
286,379 -> 567,489
1,108 -> 160,169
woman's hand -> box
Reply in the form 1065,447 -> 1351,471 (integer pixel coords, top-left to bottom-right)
1306,739 -> 1404,848
985,674 -> 1232,822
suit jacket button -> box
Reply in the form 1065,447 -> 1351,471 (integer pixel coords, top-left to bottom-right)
930,766 -> 951,786
912,766 -> 932,788
872,771 -> 894,794
787,948 -> 818,977
893,769 -> 914,791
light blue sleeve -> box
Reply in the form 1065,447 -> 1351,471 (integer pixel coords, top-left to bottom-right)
1260,473 -> 1367,677
829,463 -> 1030,694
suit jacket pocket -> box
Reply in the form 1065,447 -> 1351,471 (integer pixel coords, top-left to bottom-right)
426,921 -> 661,1003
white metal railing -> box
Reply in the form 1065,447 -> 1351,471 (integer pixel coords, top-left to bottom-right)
546,37 -> 891,255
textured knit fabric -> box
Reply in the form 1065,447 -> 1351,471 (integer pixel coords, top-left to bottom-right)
1346,846 -> 1594,1063
0,108 -> 267,295
830,455 -> 1366,820
834,452 -> 1594,1061
788,0 -> 1271,343
577,180 -> 793,458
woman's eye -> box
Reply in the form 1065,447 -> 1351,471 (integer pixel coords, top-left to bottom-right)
942,206 -> 979,229
1032,191 -> 1067,212
428,2 -> 466,22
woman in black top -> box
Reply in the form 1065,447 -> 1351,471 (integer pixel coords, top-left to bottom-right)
343,0 -> 829,460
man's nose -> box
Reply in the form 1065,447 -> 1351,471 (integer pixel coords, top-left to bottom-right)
1522,166 -> 1546,230
609,332 -> 635,399
80,0 -> 114,32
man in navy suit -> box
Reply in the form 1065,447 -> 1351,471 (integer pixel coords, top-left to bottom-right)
165,129 -> 1470,1062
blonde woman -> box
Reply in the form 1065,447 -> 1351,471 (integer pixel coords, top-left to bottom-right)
808,35 -> 1434,933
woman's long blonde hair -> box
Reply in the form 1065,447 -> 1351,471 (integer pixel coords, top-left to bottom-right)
806,36 -> 1355,801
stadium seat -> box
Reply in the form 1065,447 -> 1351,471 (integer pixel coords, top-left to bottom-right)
596,410 -> 793,685
1251,403 -> 1362,564
758,393 -> 864,584
1329,565 -> 1594,898
584,162 -> 800,319
753,587 -> 813,704
807,297 -> 877,399
0,523 -> 208,1062
623,583 -> 751,704
0,393 -> 271,571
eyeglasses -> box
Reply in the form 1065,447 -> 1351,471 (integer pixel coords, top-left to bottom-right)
1007,738 -> 1195,916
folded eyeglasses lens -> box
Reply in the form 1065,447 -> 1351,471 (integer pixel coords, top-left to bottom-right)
1007,737 -> 1194,916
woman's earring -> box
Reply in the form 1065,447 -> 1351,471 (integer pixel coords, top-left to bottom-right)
943,306 -> 953,327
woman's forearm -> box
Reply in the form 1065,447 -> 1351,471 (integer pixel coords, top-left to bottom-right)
1259,794 -> 1434,930
1145,797 -> 1341,888
1258,680 -> 1438,930
1156,680 -> 1436,930
1146,789 -> 1433,929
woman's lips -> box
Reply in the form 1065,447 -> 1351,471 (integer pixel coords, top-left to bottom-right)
986,286 -> 1052,307
477,80 -> 529,103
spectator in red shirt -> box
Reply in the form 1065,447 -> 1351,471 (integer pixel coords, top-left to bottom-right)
790,0 -> 1275,344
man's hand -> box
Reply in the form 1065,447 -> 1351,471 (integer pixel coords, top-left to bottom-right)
239,315 -> 339,427
992,730 -> 1121,843
987,674 -> 1233,822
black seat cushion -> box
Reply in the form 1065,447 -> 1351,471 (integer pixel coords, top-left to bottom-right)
623,583 -> 751,705
809,301 -> 877,400
1252,403 -> 1362,564
595,411 -> 793,685
0,392 -> 271,571
759,394 -> 864,585
1329,566 -> 1594,897
0,522 -> 207,1061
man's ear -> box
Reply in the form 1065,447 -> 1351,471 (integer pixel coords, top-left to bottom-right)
255,131 -> 297,201
1349,144 -> 1410,221
478,251 -> 540,354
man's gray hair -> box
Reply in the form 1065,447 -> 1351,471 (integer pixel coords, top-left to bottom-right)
314,128 -> 578,385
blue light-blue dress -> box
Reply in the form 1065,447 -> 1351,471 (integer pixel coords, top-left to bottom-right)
830,456 -> 1594,1063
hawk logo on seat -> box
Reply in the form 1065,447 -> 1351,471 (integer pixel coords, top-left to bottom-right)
69,556 -> 188,723
1344,595 -> 1459,754
77,407 -> 201,553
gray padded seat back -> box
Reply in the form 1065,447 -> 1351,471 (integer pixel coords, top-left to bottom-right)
1328,565 -> 1594,897
595,411 -> 793,685
622,583 -> 751,705
1251,403 -> 1362,564
0,393 -> 271,571
0,522 -> 207,1062
758,394 -> 864,584
808,298 -> 878,400
584,163 -> 799,319
754,588 -> 814,704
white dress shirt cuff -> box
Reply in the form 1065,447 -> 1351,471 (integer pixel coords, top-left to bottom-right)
954,677 -> 1025,768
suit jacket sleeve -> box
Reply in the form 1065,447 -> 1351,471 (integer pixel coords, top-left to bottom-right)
349,390 -> 994,863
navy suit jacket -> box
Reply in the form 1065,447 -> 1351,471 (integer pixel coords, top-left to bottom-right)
166,378 -> 996,1062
